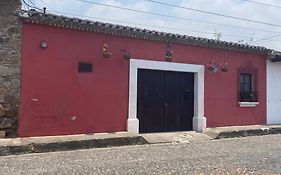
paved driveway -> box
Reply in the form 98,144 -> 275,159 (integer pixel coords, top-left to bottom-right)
0,135 -> 280,175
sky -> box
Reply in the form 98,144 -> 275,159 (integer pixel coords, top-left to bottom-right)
22,0 -> 281,51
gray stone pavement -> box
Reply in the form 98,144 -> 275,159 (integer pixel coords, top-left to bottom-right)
0,134 -> 280,175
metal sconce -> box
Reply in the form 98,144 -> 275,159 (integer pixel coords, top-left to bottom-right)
165,43 -> 172,62
121,49 -> 131,60
102,43 -> 112,58
40,40 -> 48,49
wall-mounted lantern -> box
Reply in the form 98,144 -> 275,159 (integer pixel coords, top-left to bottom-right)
165,43 -> 173,62
40,40 -> 48,49
102,43 -> 112,58
121,49 -> 131,60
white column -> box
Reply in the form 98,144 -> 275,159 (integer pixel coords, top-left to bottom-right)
193,70 -> 206,132
127,60 -> 139,134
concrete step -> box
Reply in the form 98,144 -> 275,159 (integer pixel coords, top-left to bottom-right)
141,131 -> 212,144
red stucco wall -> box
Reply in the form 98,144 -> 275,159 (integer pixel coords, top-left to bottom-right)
19,23 -> 267,137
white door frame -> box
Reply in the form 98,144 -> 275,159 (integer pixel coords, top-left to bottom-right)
127,59 -> 206,133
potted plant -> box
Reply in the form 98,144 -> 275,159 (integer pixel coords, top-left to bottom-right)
207,60 -> 219,72
221,62 -> 229,72
102,44 -> 112,58
121,49 -> 131,60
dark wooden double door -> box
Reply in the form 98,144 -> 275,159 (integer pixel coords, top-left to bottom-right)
137,69 -> 194,133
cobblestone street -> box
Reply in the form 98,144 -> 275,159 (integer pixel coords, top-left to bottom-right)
0,134 -> 280,174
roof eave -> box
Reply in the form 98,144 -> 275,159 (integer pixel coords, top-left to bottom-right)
19,10 -> 272,55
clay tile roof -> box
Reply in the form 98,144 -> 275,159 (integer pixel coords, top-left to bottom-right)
19,10 -> 274,55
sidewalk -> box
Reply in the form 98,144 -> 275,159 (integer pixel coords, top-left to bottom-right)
204,124 -> 281,139
0,132 -> 147,156
0,125 -> 280,157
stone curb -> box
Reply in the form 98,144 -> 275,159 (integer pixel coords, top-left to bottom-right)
215,127 -> 281,139
1,127 -> 281,157
0,136 -> 148,157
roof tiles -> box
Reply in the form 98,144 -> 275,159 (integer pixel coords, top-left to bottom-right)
19,10 -> 272,55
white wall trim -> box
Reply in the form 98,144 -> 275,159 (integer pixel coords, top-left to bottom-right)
127,59 -> 206,133
238,102 -> 259,107
267,60 -> 281,124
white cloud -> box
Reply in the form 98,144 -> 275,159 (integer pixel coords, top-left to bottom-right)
85,0 -> 164,27
173,0 -> 281,40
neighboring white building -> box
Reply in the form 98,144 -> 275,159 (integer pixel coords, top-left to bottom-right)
267,52 -> 281,124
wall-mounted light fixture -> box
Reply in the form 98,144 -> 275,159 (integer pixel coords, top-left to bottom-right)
40,40 -> 48,49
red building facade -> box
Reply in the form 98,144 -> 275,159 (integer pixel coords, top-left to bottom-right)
19,11 -> 267,137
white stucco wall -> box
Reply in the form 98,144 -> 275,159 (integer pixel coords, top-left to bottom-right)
267,60 -> 281,124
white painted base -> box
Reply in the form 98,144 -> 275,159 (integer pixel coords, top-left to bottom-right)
193,116 -> 207,132
127,118 -> 139,134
